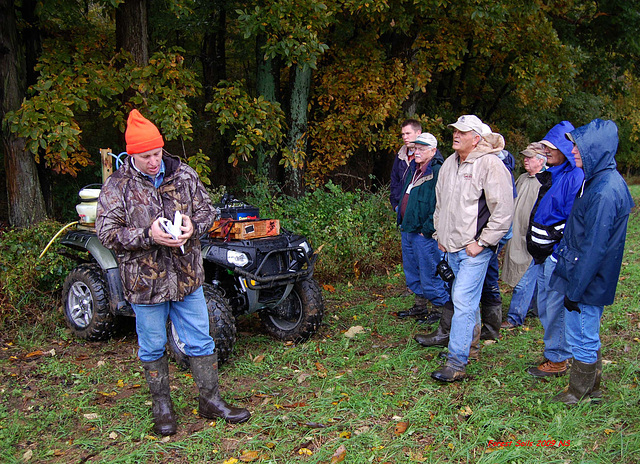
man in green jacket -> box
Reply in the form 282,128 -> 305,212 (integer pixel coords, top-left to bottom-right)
396,133 -> 451,323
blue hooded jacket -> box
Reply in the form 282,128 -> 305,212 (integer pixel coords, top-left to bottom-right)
526,121 -> 585,263
550,119 -> 634,305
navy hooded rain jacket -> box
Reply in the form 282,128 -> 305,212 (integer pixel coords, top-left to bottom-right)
550,119 -> 634,305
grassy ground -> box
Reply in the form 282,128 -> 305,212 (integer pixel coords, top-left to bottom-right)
2,188 -> 640,463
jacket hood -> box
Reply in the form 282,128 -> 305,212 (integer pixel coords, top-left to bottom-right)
397,145 -> 411,162
543,121 -> 577,168
568,119 -> 619,181
466,132 -> 505,161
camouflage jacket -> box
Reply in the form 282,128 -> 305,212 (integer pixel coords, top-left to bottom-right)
96,152 -> 217,305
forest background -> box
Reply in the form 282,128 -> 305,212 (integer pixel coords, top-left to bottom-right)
2,3 -> 640,461
2,0 -> 640,229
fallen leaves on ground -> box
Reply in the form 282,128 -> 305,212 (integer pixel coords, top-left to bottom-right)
316,362 -> 328,378
343,326 -> 365,338
394,421 -> 408,436
330,444 -> 347,463
239,450 -> 262,462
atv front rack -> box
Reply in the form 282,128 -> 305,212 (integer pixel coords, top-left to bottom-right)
232,246 -> 317,290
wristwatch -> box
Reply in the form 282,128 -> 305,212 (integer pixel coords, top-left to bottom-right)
477,239 -> 488,248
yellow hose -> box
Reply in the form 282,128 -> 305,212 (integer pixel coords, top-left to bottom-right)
38,221 -> 79,259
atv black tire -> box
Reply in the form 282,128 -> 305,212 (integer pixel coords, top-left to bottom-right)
62,264 -> 116,341
259,278 -> 324,343
166,284 -> 237,369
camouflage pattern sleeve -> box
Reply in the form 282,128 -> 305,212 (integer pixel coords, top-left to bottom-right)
96,174 -> 155,253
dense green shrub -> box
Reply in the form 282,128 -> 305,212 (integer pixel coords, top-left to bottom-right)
245,180 -> 401,281
0,221 -> 75,328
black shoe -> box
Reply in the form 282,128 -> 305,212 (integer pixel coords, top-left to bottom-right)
397,306 -> 429,319
431,365 -> 467,382
416,311 -> 441,325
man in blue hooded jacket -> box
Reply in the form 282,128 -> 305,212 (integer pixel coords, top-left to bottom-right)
550,119 -> 633,404
525,121 -> 585,378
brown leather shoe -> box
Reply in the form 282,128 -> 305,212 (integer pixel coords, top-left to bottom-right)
500,321 -> 517,329
527,359 -> 568,378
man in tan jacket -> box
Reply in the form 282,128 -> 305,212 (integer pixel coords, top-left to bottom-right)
416,115 -> 514,382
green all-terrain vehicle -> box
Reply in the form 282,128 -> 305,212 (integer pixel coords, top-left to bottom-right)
59,191 -> 324,367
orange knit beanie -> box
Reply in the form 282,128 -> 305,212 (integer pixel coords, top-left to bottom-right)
125,109 -> 165,154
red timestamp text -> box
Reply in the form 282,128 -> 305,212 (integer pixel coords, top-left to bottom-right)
487,439 -> 570,448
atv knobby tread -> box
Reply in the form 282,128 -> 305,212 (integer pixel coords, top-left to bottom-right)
259,278 -> 324,343
166,284 -> 237,369
62,264 -> 116,341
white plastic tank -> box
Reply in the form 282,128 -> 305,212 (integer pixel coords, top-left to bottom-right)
76,186 -> 101,225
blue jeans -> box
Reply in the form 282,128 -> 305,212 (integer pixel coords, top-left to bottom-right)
446,248 -> 493,369
131,286 -> 215,362
506,260 -> 540,326
565,303 -> 603,364
401,232 -> 449,306
537,257 -> 572,363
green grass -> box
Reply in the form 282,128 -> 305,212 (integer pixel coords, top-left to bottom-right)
1,189 -> 640,463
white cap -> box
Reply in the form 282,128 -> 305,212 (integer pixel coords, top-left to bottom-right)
480,123 -> 492,136
448,115 -> 484,135
412,132 -> 438,148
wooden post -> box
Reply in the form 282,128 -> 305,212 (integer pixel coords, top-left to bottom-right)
100,148 -> 113,183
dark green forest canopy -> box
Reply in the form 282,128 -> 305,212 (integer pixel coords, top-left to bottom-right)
2,0 -> 640,224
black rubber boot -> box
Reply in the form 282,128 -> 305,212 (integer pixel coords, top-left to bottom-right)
468,324 -> 481,361
552,358 -> 598,405
480,301 -> 502,340
416,304 -> 444,325
397,295 -> 430,319
590,350 -> 603,399
142,355 -> 177,436
414,301 -> 453,347
431,363 -> 467,382
190,353 -> 251,423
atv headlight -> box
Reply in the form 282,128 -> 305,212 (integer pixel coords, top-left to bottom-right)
299,241 -> 311,255
227,250 -> 249,267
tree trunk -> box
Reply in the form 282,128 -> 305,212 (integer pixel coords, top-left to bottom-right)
286,64 -> 312,198
202,5 -> 227,102
256,34 -> 280,180
116,0 -> 149,149
116,0 -> 149,66
1,0 -> 47,227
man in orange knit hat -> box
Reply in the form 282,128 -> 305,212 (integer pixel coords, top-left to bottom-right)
96,109 -> 250,436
